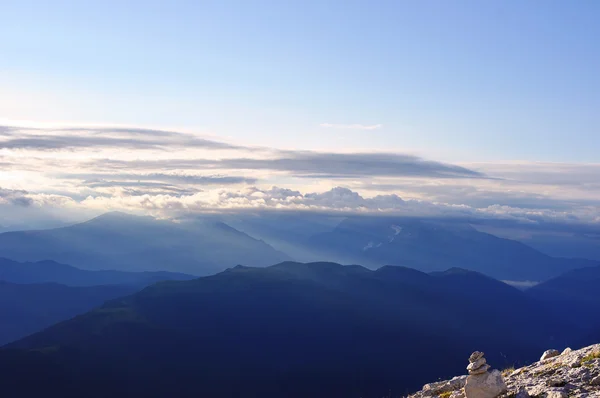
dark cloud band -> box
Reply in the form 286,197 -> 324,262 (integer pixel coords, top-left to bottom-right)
87,153 -> 484,179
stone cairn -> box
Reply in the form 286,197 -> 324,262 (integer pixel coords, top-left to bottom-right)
464,351 -> 507,398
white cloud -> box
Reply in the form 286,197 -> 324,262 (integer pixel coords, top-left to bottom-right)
2,123 -> 600,228
71,186 -> 600,226
319,123 -> 383,130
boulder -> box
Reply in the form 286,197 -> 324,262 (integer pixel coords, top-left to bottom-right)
422,375 -> 467,396
540,349 -> 560,361
464,369 -> 507,398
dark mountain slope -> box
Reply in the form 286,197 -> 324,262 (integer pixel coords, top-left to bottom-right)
0,262 -> 573,398
527,265 -> 600,341
0,212 -> 290,275
528,265 -> 600,304
0,258 -> 194,286
307,217 -> 595,280
0,281 -> 136,346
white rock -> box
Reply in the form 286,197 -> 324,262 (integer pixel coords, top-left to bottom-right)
422,381 -> 444,391
561,347 -> 572,356
591,375 -> 600,386
421,375 -> 467,396
541,349 -> 560,361
464,369 -> 507,398
447,375 -> 468,389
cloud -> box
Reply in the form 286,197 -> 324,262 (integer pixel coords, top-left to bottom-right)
359,180 -> 597,210
2,123 -> 600,228
502,280 -> 540,289
88,152 -> 484,179
0,125 -> 242,151
319,123 -> 382,130
74,185 -> 600,227
0,187 -> 33,207
82,180 -> 202,196
0,188 -> 78,210
1,124 -> 483,180
60,173 -> 258,186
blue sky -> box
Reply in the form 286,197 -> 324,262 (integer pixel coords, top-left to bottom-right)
2,0 -> 599,162
1,0 -> 600,228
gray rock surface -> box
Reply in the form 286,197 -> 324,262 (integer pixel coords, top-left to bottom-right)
406,344 -> 600,398
420,375 -> 468,397
497,344 -> 599,398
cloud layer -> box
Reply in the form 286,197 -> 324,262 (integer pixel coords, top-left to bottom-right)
0,125 -> 242,151
1,123 -> 600,229
83,152 -> 483,179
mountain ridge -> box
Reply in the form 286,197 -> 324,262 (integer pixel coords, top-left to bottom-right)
0,261 -> 580,397
408,343 -> 600,398
0,257 -> 194,286
0,280 -> 137,346
305,217 -> 598,280
0,212 -> 290,275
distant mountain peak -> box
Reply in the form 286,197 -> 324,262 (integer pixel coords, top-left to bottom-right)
0,213 -> 291,274
88,211 -> 154,223
228,264 -> 250,272
431,267 -> 481,276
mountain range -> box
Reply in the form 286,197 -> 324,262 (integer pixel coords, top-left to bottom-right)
0,212 -> 290,275
251,215 -> 596,281
0,257 -> 194,287
1,212 -> 597,282
0,281 -> 136,346
1,212 -> 599,397
0,258 -> 195,346
0,261 -> 582,398
528,265 -> 600,343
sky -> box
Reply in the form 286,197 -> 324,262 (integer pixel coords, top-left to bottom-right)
0,0 -> 599,228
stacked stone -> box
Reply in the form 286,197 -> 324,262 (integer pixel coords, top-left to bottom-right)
464,351 -> 507,398
467,352 -> 490,375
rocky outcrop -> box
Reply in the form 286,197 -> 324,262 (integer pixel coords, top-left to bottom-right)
406,344 -> 600,398
501,344 -> 600,398
540,349 -> 560,361
421,376 -> 468,397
